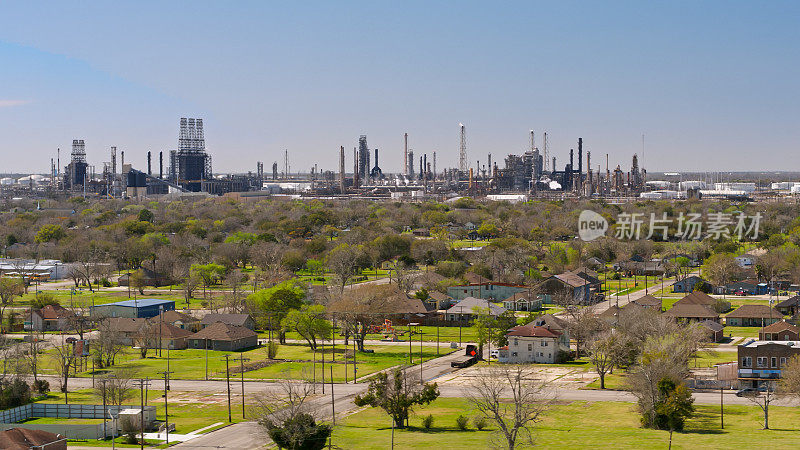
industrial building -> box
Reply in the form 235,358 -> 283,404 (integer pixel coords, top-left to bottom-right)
91,298 -> 176,319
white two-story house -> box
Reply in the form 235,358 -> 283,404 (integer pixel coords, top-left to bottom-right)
498,323 -> 571,364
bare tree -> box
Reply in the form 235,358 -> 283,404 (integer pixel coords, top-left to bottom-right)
744,380 -> 777,429
465,365 -> 552,449
51,338 -> 78,402
94,368 -> 138,406
94,319 -> 127,368
327,243 -> 362,294
0,277 -> 24,333
252,369 -> 316,425
21,332 -> 45,382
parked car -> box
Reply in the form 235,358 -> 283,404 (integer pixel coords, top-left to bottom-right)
736,387 -> 756,397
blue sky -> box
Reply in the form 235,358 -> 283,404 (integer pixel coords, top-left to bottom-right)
1,1 -> 799,173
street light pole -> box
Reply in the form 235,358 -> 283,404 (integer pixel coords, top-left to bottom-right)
233,354 -> 249,419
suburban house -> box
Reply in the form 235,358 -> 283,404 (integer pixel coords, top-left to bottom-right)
738,339 -> 800,387
775,295 -> 800,317
150,310 -> 202,332
187,322 -> 258,351
499,323 -> 570,364
444,297 -> 506,322
529,314 -> 568,333
734,254 -> 757,269
100,317 -> 150,345
720,280 -> 767,296
92,299 -> 176,319
201,313 -> 256,330
663,303 -> 720,323
501,291 -> 542,312
425,291 -> 452,310
759,320 -> 800,341
539,271 -> 601,304
144,322 -> 194,350
118,267 -> 170,287
699,320 -> 725,343
630,294 -> 663,311
28,304 -> 75,331
673,291 -> 717,308
618,258 -> 666,276
0,428 -> 67,450
446,281 -> 527,301
724,305 -> 783,327
672,276 -> 708,294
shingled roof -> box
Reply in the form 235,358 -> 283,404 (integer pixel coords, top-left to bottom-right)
725,304 -> 783,319
190,322 -> 257,341
759,320 -> 799,334
506,323 -> 562,338
674,291 -> 716,306
663,303 -> 719,319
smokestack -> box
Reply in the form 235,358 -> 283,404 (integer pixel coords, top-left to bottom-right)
353,147 -> 359,188
147,151 -> 152,176
159,151 -> 163,179
587,151 -> 591,175
578,138 -> 583,177
404,133 -> 408,175
569,149 -> 574,171
339,146 -> 346,194
374,148 -> 379,169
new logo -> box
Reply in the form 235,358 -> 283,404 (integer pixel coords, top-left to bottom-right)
578,210 -> 608,241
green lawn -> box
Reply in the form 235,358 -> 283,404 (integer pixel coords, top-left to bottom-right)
37,342 -> 452,383
722,326 -> 760,338
38,388 -> 241,447
334,398 -> 800,449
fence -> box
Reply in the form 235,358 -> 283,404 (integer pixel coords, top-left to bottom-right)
0,403 -> 157,439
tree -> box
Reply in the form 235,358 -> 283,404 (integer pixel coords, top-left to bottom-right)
465,365 -> 551,449
191,263 -> 226,301
328,284 -> 401,351
588,332 -> 615,390
129,269 -> 147,295
779,354 -> 800,399
327,243 -> 362,293
94,368 -> 137,406
628,329 -> 703,428
0,278 -> 24,333
653,377 -> 694,448
248,280 -> 305,344
51,338 -> 78,402
702,253 -> 738,298
34,224 -> 65,244
745,380 -> 777,429
281,305 -> 331,350
94,319 -> 127,368
354,367 -> 439,428
254,374 -> 331,450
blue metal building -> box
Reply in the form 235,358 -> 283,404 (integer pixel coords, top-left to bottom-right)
91,298 -> 176,319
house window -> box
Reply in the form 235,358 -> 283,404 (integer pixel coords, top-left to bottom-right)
527,344 -> 532,351
542,341 -> 548,347
780,357 -> 787,367
757,357 -> 768,368
765,333 -> 772,340
771,357 -> 777,368
548,353 -> 551,359
742,357 -> 751,368
514,339 -> 518,346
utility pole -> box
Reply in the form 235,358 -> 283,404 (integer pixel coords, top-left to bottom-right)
233,354 -> 249,419
222,355 -> 232,422
158,370 -> 174,445
321,340 -> 325,395
132,378 -> 151,450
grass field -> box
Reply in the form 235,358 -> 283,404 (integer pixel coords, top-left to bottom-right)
333,398 -> 800,449
37,388 -> 239,447
721,326 -> 760,338
37,342 -> 452,382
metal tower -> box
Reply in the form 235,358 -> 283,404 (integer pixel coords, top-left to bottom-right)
459,123 -> 467,173
543,132 -> 549,172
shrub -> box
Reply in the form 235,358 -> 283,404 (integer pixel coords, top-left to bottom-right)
0,378 -> 32,410
456,415 -> 469,431
473,416 -> 487,430
422,414 -> 434,430
267,341 -> 279,359
33,379 -> 50,395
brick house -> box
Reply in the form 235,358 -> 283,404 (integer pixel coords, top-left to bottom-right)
759,320 -> 800,341
663,303 -> 720,323
188,322 -> 258,351
724,304 -> 783,327
737,339 -> 800,387
775,295 -> 800,317
29,304 -> 75,331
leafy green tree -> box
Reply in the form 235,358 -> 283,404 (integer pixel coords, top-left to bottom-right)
264,413 -> 331,450
137,208 -> 154,223
354,367 -> 440,428
248,280 -> 305,343
34,224 -> 65,243
653,378 -> 695,447
281,305 -> 331,350
190,263 -> 226,299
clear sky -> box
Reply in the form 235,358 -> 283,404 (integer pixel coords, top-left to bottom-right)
1,1 -> 799,174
